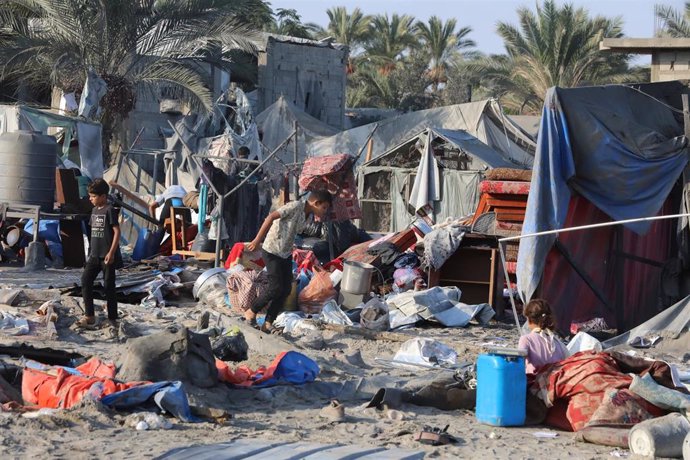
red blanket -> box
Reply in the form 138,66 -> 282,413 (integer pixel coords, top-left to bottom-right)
298,154 -> 362,221
479,180 -> 531,195
534,351 -> 663,431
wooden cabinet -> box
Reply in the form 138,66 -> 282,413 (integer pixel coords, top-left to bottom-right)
428,238 -> 504,315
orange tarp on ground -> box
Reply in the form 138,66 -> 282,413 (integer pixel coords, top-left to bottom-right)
22,357 -> 146,409
215,352 -> 287,387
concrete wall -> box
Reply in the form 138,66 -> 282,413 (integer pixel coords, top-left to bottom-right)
257,39 -> 347,129
652,51 -> 690,82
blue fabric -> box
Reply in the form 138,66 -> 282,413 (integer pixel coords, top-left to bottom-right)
518,85 -> 688,302
253,351 -> 320,388
24,219 -> 61,243
198,184 -> 208,232
100,381 -> 200,422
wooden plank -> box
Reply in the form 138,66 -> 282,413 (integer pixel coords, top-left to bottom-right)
495,211 -> 526,222
173,250 -> 216,261
488,248 -> 496,307
486,198 -> 528,208
471,193 -> 490,222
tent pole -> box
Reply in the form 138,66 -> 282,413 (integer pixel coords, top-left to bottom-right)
293,121 -> 299,200
553,239 -> 612,313
498,241 -> 522,335
223,130 -> 295,200
614,227 -> 625,333
215,195 -> 224,267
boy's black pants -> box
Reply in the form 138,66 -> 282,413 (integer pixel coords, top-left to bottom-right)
81,256 -> 118,320
251,249 -> 293,324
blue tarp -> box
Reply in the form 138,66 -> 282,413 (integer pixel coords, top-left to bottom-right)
254,351 -> 320,388
518,84 -> 688,302
100,381 -> 199,422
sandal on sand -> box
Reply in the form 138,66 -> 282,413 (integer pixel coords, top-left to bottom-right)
262,324 -> 283,335
414,425 -> 456,446
75,316 -> 96,329
319,400 -> 345,422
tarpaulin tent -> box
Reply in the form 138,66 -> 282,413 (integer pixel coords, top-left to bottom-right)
256,96 -> 339,154
0,104 -> 103,179
359,128 -> 531,232
308,99 -> 536,168
517,81 -> 690,333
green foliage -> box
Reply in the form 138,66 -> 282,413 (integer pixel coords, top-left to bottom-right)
469,0 -> 637,114
269,8 -> 314,39
0,0 -> 265,157
656,2 -> 690,37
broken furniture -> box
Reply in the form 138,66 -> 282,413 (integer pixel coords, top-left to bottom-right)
472,180 -> 530,224
428,234 -> 504,314
168,205 -> 215,261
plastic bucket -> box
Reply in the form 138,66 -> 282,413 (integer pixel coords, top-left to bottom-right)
341,260 -> 374,294
476,352 -> 526,426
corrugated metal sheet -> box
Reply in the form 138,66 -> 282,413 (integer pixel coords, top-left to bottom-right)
157,440 -> 425,460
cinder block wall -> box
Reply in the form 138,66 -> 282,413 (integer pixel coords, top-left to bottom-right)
258,39 -> 348,129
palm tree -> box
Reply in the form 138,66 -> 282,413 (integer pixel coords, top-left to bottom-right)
323,7 -> 371,50
269,8 -> 314,39
0,0 -> 265,160
656,2 -> 690,37
471,1 -> 634,114
364,14 -> 417,72
415,16 -> 475,91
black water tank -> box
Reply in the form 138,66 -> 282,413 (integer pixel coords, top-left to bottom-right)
0,130 -> 58,211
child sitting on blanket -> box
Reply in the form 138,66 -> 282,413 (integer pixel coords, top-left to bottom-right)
518,299 -> 568,375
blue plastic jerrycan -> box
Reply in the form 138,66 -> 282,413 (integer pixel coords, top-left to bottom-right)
475,348 -> 527,426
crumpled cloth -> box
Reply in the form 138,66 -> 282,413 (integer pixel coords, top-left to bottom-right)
422,225 -> 465,270
367,242 -> 400,266
298,154 -> 362,222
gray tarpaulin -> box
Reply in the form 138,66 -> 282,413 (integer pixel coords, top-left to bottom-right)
256,96 -> 339,154
360,127 -> 525,231
0,104 -> 104,179
359,166 -> 481,232
308,99 -> 536,167
604,295 -> 690,348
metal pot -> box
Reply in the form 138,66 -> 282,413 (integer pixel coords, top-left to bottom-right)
341,260 -> 374,294
193,267 -> 228,300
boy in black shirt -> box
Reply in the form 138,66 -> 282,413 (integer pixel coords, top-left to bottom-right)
77,179 -> 121,327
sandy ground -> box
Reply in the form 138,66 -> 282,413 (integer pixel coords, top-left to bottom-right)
0,268 -> 615,459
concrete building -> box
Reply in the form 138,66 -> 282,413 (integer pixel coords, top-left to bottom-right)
256,35 -> 348,130
600,38 -> 690,82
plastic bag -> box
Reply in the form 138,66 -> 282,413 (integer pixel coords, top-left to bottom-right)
566,331 -> 602,356
298,268 -> 336,314
360,297 -> 390,331
212,327 -> 249,362
393,267 -> 423,291
320,300 -> 353,326
393,338 -> 458,367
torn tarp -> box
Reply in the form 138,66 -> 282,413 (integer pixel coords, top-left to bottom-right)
386,286 -> 494,328
21,357 -> 198,422
517,84 -> 688,305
